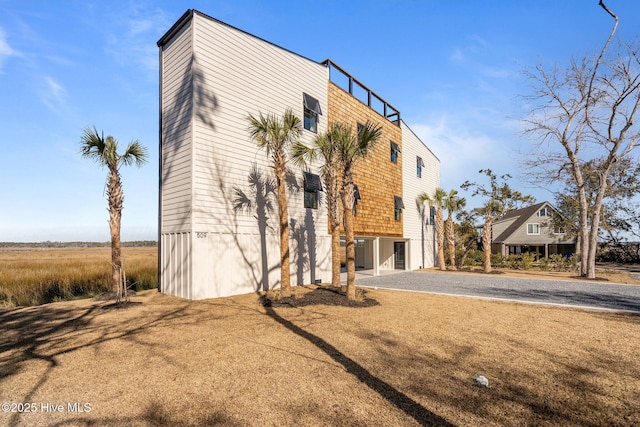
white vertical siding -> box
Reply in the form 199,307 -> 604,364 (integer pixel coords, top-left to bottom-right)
401,120 -> 440,269
161,232 -> 191,299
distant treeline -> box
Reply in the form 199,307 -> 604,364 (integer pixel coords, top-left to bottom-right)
0,240 -> 158,249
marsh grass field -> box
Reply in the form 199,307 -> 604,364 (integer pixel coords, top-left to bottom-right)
0,247 -> 157,307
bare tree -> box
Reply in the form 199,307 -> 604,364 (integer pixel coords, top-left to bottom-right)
521,2 -> 640,278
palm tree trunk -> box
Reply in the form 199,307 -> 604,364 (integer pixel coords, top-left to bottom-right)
341,185 -> 356,301
331,226 -> 341,287
329,180 -> 341,288
435,207 -> 446,271
446,216 -> 456,270
275,164 -> 291,297
108,168 -> 124,299
483,217 -> 492,273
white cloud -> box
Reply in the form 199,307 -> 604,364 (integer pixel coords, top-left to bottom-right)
409,115 -> 516,191
0,27 -> 17,73
41,76 -> 67,111
104,7 -> 170,73
450,48 -> 464,62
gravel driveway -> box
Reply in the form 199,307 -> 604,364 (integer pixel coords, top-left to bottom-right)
357,271 -> 640,313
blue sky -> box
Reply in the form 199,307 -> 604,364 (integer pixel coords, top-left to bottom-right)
1,1 -> 638,242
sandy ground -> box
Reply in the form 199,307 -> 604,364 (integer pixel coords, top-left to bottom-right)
1,280 -> 639,426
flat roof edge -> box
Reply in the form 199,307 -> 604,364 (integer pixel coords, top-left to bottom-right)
157,9 -> 324,69
157,9 -> 194,47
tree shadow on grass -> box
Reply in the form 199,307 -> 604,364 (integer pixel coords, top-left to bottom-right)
261,302 -> 454,426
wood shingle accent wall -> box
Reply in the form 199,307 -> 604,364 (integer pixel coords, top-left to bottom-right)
328,82 -> 403,237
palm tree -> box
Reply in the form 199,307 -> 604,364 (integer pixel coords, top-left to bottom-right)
444,189 -> 466,270
291,131 -> 341,288
418,188 -> 447,271
80,127 -> 148,302
247,109 -> 302,298
333,121 -> 383,300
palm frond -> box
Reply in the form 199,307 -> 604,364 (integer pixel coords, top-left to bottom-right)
121,140 -> 149,167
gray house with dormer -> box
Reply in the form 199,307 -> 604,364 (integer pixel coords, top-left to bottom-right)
491,202 -> 576,260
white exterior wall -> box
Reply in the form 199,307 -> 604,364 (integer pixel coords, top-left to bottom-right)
159,11 -> 331,299
160,21 -> 194,234
401,120 -> 439,270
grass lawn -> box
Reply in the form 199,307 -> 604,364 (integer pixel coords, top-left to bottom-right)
1,285 -> 638,426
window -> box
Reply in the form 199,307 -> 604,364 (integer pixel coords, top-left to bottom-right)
553,225 -> 566,234
303,93 -> 322,133
390,141 -> 400,163
417,156 -> 424,178
303,172 -> 322,209
527,223 -> 540,235
352,185 -> 361,216
394,196 -> 404,221
538,207 -> 550,217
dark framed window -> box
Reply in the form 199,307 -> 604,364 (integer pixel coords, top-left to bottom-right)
417,156 -> 424,178
391,141 -> 400,163
303,171 -> 322,209
394,196 -> 404,221
352,184 -> 361,216
304,191 -> 318,209
303,93 -> 322,133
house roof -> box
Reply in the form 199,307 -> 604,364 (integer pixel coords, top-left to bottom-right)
492,202 -> 547,243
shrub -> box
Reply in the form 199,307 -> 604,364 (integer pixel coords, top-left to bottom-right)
538,257 -> 554,271
520,253 -> 535,270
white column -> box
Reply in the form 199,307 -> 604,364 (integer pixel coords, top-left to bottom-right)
373,237 -> 380,276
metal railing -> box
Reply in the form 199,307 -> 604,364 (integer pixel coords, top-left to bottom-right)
321,59 -> 401,126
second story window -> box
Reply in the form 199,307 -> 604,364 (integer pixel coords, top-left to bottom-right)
417,156 -> 424,178
527,223 -> 540,235
390,142 -> 400,163
303,93 -> 322,133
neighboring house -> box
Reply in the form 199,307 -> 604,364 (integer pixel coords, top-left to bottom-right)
491,202 -> 576,259
157,9 -> 440,300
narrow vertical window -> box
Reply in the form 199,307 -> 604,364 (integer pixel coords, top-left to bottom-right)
352,184 -> 361,216
417,156 -> 424,178
390,141 -> 400,163
303,93 -> 322,133
394,196 -> 404,221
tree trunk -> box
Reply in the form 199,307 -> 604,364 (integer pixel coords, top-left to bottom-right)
275,164 -> 291,297
331,225 -> 341,288
107,168 -> 124,299
483,217 -> 492,273
435,207 -> 446,271
446,215 -> 456,270
341,183 -> 356,301
328,178 -> 342,288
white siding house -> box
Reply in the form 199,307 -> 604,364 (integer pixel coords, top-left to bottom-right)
401,121 -> 439,270
158,10 -> 440,299
159,10 -> 331,299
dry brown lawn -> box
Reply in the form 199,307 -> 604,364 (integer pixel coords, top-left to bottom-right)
1,282 -> 639,426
